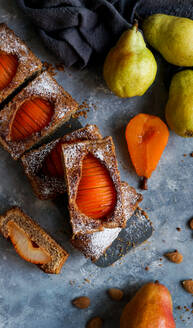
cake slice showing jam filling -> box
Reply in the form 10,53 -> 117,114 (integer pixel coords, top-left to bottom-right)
10,97 -> 54,141
0,53 -> 18,91
7,221 -> 51,264
41,142 -> 64,178
76,154 -> 117,219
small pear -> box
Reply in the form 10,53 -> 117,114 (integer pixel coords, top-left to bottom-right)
120,282 -> 176,328
165,70 -> 193,137
143,14 -> 193,66
103,22 -> 157,98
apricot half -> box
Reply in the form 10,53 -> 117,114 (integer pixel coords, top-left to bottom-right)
125,113 -> 169,178
76,154 -> 116,219
0,53 -> 18,90
42,142 -> 64,178
10,97 -> 54,141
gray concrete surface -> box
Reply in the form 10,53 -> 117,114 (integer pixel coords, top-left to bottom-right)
0,1 -> 192,327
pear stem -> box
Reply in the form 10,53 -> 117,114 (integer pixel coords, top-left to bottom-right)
132,20 -> 138,32
140,177 -> 148,190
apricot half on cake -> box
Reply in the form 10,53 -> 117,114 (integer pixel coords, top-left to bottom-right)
41,142 -> 63,178
0,53 -> 18,91
76,154 -> 116,219
10,97 -> 54,141
0,71 -> 78,160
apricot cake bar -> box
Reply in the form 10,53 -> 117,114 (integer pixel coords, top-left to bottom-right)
0,24 -> 42,104
0,207 -> 68,274
0,71 -> 78,159
62,137 -> 126,235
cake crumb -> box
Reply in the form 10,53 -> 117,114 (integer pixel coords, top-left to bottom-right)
176,227 -> 181,231
55,63 -> 65,71
42,61 -> 56,76
84,278 -> 90,283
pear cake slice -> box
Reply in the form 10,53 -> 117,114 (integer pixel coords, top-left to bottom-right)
0,207 -> 68,274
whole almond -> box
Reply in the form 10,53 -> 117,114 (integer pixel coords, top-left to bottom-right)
189,218 -> 193,230
108,288 -> 124,301
182,280 -> 193,294
72,296 -> 90,309
164,250 -> 183,264
86,317 -> 103,328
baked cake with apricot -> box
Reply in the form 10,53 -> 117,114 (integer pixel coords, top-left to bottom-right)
0,71 -> 78,159
62,136 -> 126,235
0,24 -> 42,104
0,207 -> 68,274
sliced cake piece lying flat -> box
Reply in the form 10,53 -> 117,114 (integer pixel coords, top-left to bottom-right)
0,71 -> 78,160
71,182 -> 143,261
0,207 -> 68,274
21,124 -> 102,200
0,24 -> 42,104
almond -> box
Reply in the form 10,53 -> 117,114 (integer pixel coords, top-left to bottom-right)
108,288 -> 124,301
189,218 -> 193,230
164,250 -> 183,264
182,280 -> 193,294
72,296 -> 90,309
86,317 -> 103,328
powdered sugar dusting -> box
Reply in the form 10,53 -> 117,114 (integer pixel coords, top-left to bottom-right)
72,182 -> 143,260
27,71 -> 60,98
84,228 -> 121,259
0,24 -> 40,72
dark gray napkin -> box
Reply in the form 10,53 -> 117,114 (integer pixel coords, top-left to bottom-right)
17,0 -> 132,68
17,0 -> 193,68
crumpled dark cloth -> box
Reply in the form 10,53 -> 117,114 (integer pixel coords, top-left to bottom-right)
17,0 -> 133,68
17,0 -> 193,68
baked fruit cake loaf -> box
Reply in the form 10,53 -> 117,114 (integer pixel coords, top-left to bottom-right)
62,136 -> 126,235
21,124 -> 102,200
0,207 -> 68,274
0,71 -> 78,159
71,182 -> 143,261
0,24 -> 42,104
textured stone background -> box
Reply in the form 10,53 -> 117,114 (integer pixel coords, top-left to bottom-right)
0,1 -> 192,327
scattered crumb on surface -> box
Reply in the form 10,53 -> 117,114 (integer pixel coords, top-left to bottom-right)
42,61 -> 56,76
55,63 -> 65,71
176,227 -> 181,231
72,110 -> 88,119
84,278 -> 90,283
72,100 -> 91,119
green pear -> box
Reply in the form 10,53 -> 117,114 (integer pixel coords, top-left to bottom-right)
143,14 -> 193,66
165,70 -> 193,137
103,23 -> 157,98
